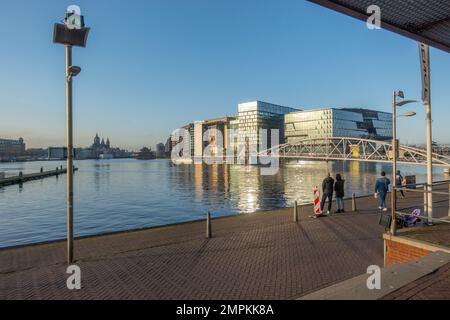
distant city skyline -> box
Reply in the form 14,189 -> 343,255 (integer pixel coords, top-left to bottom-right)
1,0 -> 450,149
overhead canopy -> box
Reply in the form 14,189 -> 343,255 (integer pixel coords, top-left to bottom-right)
309,0 -> 450,53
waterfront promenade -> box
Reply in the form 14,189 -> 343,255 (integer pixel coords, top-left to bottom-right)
0,191 -> 447,300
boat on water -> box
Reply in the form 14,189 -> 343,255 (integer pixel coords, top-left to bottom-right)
134,147 -> 156,160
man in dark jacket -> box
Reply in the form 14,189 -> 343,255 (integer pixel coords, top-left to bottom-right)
375,171 -> 391,212
320,173 -> 335,214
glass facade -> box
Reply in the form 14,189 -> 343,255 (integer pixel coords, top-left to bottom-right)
229,119 -> 240,156
284,108 -> 392,144
238,101 -> 298,151
342,108 -> 392,140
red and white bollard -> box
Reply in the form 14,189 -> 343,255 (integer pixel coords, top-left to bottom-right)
313,187 -> 322,217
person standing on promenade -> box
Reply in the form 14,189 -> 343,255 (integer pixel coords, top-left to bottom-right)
396,170 -> 405,198
375,171 -> 391,212
321,173 -> 335,215
334,174 -> 345,213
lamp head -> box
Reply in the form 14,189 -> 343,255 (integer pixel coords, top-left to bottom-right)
53,5 -> 90,47
68,66 -> 82,77
401,111 -> 417,117
395,91 -> 405,99
396,99 -> 417,107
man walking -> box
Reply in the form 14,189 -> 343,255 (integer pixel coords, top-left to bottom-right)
375,171 -> 391,212
321,173 -> 335,215
396,170 -> 405,198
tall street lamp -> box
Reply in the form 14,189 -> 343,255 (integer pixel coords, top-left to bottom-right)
391,90 -> 417,235
419,43 -> 434,227
53,6 -> 90,264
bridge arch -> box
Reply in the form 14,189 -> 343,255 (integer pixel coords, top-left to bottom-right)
257,137 -> 450,167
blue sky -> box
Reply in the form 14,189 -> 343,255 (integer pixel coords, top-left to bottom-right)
1,0 -> 449,150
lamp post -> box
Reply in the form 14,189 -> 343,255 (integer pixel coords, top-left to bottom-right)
390,90 -> 417,235
53,6 -> 90,264
420,44 -> 434,227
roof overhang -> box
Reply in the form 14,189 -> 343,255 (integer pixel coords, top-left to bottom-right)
308,0 -> 450,53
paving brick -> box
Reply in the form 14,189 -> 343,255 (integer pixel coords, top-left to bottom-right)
0,190 -> 447,300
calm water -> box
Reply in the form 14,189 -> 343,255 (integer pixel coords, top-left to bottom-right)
0,159 -> 445,248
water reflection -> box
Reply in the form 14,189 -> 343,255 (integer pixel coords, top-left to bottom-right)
0,159 -> 445,247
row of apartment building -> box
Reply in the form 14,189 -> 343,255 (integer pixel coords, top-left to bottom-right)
0,138 -> 26,161
171,101 -> 393,162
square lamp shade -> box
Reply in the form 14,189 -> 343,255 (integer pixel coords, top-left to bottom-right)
53,23 -> 90,47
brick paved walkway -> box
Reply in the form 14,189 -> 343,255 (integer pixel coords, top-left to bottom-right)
0,191 -> 446,300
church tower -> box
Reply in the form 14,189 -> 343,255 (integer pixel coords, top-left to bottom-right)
106,138 -> 110,149
94,133 -> 100,146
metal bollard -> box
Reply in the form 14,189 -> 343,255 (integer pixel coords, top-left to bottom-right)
206,211 -> 212,239
423,184 -> 428,218
352,193 -> 357,212
293,201 -> 298,222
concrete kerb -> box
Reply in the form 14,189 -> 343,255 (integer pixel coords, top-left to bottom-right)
298,251 -> 450,300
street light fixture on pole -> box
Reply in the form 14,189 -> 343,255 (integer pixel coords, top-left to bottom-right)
390,91 -> 417,235
53,6 -> 90,264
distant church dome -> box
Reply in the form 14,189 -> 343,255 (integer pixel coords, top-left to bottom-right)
91,133 -> 111,151
94,133 -> 100,145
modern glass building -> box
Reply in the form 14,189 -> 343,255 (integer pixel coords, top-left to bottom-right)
342,108 -> 393,140
238,101 -> 299,152
284,108 -> 392,144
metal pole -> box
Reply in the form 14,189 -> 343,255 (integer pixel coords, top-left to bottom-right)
448,181 -> 450,217
424,184 -> 428,217
66,45 -> 74,264
294,201 -> 298,222
421,44 -> 433,226
391,92 -> 397,235
206,211 -> 212,238
426,101 -> 433,225
352,193 -> 357,212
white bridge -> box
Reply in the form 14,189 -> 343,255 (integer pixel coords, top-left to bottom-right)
258,137 -> 450,167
